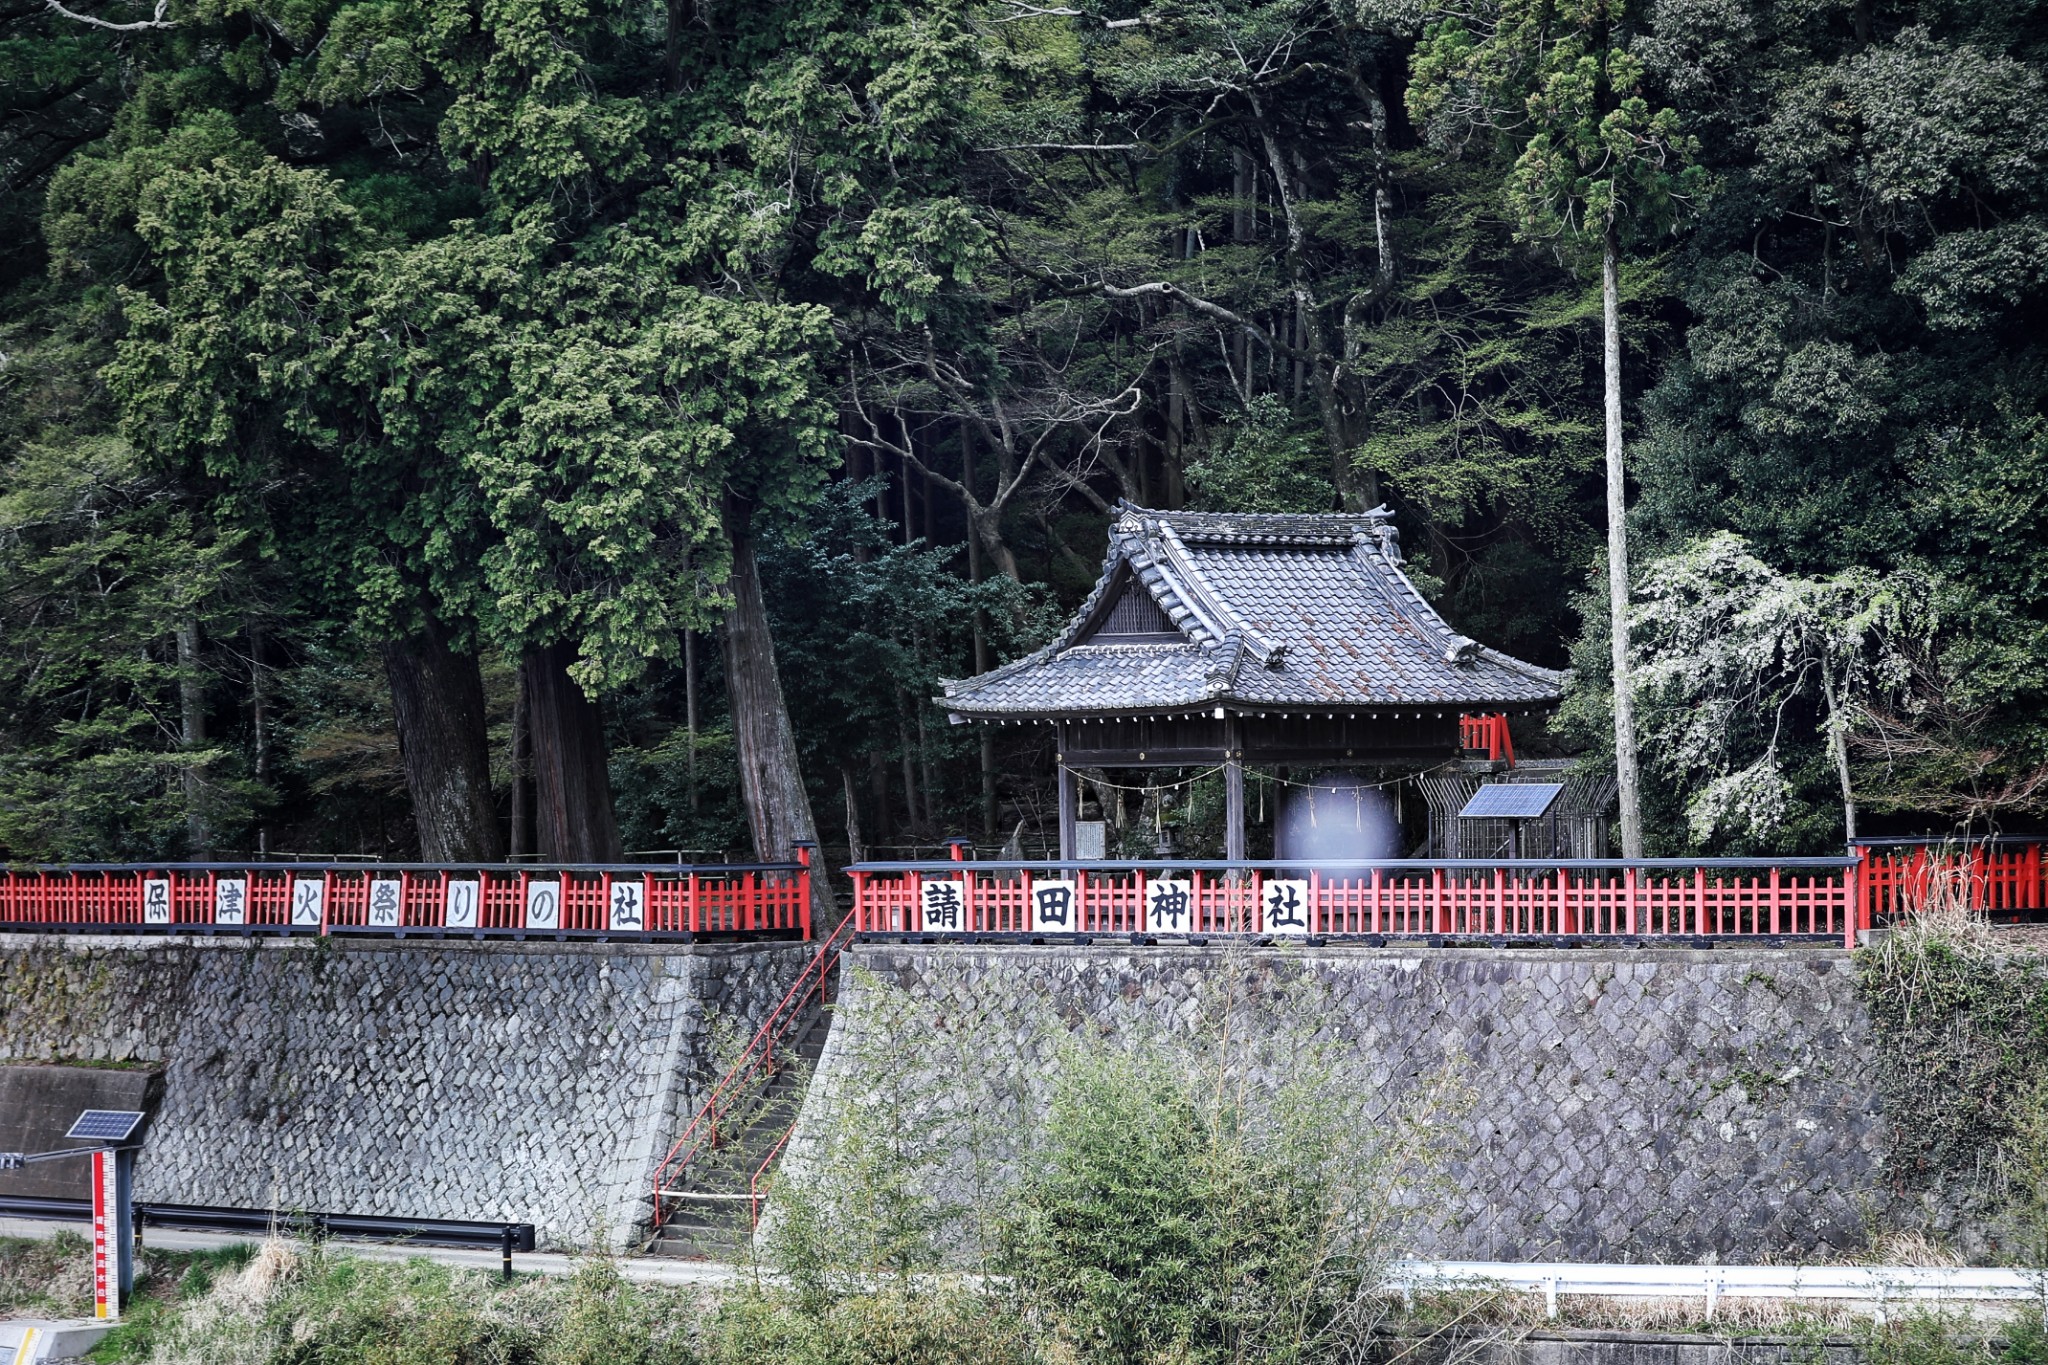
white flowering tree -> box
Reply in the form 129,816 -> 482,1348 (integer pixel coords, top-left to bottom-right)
1632,533 -> 1934,846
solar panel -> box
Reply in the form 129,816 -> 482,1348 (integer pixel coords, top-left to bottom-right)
65,1110 -> 145,1143
1458,783 -> 1564,820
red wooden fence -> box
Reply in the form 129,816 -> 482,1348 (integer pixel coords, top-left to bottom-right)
1854,840 -> 2048,921
0,854 -> 812,941
851,852 -> 1863,945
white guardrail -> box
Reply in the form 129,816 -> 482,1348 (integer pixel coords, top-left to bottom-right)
1393,1261 -> 2048,1320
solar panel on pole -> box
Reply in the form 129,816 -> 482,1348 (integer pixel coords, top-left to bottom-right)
65,1110 -> 146,1143
1457,784 -> 1565,821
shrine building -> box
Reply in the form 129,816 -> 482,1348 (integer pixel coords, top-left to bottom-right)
939,504 -> 1569,860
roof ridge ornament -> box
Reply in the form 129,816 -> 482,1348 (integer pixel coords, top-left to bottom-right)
1359,504 -> 1405,565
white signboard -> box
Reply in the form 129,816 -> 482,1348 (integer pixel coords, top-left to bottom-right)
141,878 -> 171,926
608,878 -> 646,932
444,879 -> 480,930
524,880 -> 561,930
1262,879 -> 1313,936
366,878 -> 403,929
1144,879 -> 1193,934
1031,879 -> 1078,934
213,878 -> 248,926
919,878 -> 967,932
290,879 -> 325,927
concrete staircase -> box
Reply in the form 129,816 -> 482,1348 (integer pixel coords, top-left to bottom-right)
647,1005 -> 832,1259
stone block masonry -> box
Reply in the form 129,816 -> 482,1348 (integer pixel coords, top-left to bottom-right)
0,935 -> 812,1250
805,943 -> 1903,1263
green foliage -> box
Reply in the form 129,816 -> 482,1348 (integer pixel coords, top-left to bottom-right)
1186,396 -> 1330,513
1631,532 -> 1935,848
1410,0 -> 1705,247
759,481 -> 1054,795
0,435 -> 253,858
993,959 -> 1449,1365
704,1285 -> 1032,1365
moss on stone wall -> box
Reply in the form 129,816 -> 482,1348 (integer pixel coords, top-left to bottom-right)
1855,927 -> 2048,1200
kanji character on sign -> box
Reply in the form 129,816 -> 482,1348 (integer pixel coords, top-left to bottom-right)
921,880 -> 965,931
1263,879 -> 1313,936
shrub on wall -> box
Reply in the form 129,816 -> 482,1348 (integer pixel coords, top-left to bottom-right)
1856,900 -> 2048,1255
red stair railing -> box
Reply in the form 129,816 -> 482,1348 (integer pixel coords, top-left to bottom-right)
649,906 -> 857,1229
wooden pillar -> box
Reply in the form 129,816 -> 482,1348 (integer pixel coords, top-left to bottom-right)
1224,716 -> 1246,863
1057,743 -> 1078,862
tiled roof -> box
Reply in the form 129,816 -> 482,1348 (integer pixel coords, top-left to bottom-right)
941,504 -> 1566,718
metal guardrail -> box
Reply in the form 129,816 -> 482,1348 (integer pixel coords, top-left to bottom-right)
0,1195 -> 537,1277
1395,1259 -> 2048,1320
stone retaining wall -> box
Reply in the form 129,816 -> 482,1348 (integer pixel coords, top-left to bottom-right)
0,935 -> 811,1249
797,943 -> 1906,1263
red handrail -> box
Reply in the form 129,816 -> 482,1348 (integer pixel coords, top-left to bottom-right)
649,908 -> 857,1228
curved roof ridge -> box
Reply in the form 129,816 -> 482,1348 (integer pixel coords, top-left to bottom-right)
941,502 -> 1567,714
1153,522 -> 1278,663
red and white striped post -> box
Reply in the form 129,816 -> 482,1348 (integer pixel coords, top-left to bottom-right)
89,1146 -> 133,1319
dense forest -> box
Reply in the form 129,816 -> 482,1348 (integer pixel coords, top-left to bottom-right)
1,0 -> 2044,867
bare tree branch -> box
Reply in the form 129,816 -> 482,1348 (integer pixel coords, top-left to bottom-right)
42,0 -> 176,30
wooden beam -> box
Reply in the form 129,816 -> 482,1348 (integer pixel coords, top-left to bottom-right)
1224,717 -> 1246,862
1057,752 -> 1077,861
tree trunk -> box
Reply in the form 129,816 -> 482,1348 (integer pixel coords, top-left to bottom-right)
1603,227 -> 1646,858
869,751 -> 893,847
177,618 -> 208,856
722,506 -> 832,922
841,763 -> 865,864
898,713 -> 920,829
509,674 -> 532,860
248,619 -> 268,856
684,629 -> 701,815
380,620 -> 507,862
1825,671 -> 1858,841
520,640 -> 619,862
966,475 -> 1000,838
